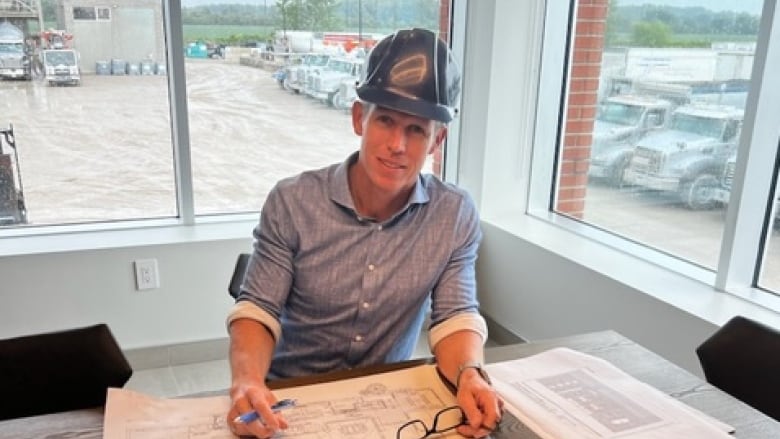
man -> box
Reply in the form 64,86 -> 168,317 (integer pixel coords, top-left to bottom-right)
227,28 -> 502,438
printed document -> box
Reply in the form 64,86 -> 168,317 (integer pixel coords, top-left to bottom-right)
485,347 -> 734,438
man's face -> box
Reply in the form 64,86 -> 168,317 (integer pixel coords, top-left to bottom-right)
351,101 -> 446,195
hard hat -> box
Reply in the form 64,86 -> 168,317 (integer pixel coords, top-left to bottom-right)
356,28 -> 461,123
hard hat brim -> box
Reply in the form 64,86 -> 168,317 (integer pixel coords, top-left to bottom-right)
357,86 -> 453,123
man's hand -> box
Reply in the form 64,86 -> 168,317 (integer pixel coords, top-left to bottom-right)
227,379 -> 288,438
455,368 -> 504,438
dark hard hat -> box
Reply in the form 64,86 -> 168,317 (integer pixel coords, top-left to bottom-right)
356,28 -> 461,123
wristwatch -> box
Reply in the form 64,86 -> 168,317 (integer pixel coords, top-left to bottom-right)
456,361 -> 492,388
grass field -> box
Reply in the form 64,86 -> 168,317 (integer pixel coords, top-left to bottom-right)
183,24 -> 274,44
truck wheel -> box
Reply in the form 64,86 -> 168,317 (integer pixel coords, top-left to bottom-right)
606,156 -> 630,187
333,92 -> 344,110
326,92 -> 337,107
680,174 -> 719,210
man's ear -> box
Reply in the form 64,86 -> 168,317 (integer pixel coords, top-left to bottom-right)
430,126 -> 448,154
351,101 -> 365,136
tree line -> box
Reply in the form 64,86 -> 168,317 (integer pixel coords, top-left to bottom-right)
607,2 -> 760,47
182,0 -> 439,33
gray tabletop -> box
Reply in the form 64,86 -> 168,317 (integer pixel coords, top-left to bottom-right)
1,330 -> 777,438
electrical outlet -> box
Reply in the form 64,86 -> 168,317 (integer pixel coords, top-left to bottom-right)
134,259 -> 160,290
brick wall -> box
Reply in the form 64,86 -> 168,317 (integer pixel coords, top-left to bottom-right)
557,0 -> 608,217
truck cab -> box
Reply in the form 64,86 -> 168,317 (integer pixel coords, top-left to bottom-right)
41,49 -> 80,86
0,22 -> 31,80
283,54 -> 330,94
589,95 -> 673,186
306,57 -> 363,106
623,104 -> 743,209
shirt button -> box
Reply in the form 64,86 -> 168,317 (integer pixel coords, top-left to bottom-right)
377,225 -> 383,231
355,335 -> 363,341
368,264 -> 375,271
362,302 -> 369,309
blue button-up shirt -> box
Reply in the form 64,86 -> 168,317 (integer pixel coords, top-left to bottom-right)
238,153 -> 482,379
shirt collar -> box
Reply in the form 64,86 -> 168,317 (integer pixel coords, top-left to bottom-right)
330,152 -> 431,217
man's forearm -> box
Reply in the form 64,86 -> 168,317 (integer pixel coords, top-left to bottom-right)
432,329 -> 486,387
228,318 -> 276,388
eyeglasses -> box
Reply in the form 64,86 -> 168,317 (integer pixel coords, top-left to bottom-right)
396,406 -> 465,439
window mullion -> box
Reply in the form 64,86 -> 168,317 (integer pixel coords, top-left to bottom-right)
163,0 -> 195,225
716,0 -> 780,292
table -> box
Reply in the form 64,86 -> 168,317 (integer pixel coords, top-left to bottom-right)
2,330 -> 778,438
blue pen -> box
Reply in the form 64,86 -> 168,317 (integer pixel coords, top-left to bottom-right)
233,398 -> 297,424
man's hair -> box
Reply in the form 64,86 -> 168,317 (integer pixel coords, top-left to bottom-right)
358,100 -> 445,130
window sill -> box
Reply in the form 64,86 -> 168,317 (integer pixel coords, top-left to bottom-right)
0,215 -> 258,257
482,211 -> 780,329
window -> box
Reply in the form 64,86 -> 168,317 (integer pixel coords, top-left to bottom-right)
73,7 -> 97,20
97,7 -> 111,21
0,1 -> 452,230
531,0 -> 780,299
183,0 -> 450,216
72,6 -> 111,21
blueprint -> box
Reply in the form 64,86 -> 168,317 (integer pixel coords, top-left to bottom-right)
485,348 -> 734,439
104,364 -> 462,439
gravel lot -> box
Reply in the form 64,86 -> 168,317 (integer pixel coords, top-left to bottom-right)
2,54 -> 779,290
1,56 -> 359,222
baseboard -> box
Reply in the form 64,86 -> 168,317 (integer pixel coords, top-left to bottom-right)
123,337 -> 230,371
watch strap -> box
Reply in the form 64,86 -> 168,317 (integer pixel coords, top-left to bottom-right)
456,361 -> 492,388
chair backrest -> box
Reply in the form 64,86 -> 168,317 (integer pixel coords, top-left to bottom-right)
696,315 -> 780,421
228,253 -> 251,299
0,323 -> 133,420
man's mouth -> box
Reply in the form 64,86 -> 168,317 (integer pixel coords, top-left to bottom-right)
379,158 -> 406,170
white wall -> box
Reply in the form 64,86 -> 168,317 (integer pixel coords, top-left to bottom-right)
476,222 -> 719,375
0,234 -> 250,350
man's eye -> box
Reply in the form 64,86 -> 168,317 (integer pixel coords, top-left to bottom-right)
377,115 -> 393,125
409,126 -> 427,136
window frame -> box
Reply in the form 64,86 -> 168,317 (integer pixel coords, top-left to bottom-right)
0,0 -> 464,252
525,0 -> 780,306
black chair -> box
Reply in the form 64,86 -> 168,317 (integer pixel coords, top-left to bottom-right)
696,315 -> 780,421
0,323 -> 133,420
228,253 -> 251,299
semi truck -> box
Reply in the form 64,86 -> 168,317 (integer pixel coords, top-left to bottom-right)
589,95 -> 674,186
305,57 -> 363,106
0,21 -> 31,80
623,104 -> 744,209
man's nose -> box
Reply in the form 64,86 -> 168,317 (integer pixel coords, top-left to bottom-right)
387,127 -> 407,153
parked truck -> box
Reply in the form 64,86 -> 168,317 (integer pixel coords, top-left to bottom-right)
283,53 -> 330,94
0,21 -> 31,80
305,57 -> 363,106
623,104 -> 743,209
38,29 -> 80,86
589,95 -> 674,186
40,48 -> 80,85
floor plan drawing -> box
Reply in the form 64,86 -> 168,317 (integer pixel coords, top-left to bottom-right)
104,364 -> 461,439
